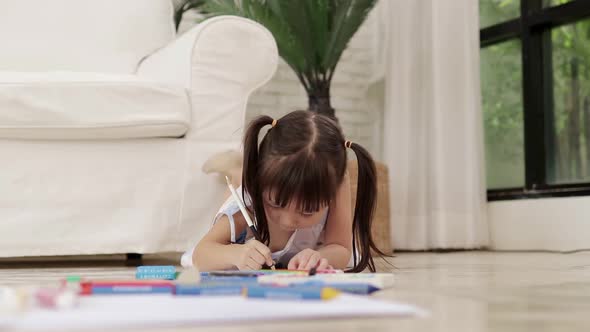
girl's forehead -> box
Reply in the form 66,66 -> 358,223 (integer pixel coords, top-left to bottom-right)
263,188 -> 292,201
263,189 -> 328,208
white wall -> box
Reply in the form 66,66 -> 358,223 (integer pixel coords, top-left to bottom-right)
178,6 -> 383,159
488,197 -> 590,251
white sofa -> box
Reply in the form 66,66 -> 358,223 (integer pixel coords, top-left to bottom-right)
0,0 -> 278,257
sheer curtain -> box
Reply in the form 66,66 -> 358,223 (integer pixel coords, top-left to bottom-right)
380,0 -> 489,249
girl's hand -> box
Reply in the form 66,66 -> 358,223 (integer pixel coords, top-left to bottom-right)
287,249 -> 331,270
233,239 -> 273,270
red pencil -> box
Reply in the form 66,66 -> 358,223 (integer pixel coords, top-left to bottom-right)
80,280 -> 174,295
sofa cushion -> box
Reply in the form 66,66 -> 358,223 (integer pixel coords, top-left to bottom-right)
0,0 -> 175,73
0,72 -> 191,140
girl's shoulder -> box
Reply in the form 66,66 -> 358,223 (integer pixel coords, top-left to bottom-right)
213,207 -> 251,244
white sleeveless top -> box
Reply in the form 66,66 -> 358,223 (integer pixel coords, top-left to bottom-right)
181,187 -> 328,269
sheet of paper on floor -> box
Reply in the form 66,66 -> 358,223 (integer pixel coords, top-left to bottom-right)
2,294 -> 426,330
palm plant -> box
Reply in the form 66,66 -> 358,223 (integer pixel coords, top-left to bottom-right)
174,0 -> 206,31
200,0 -> 377,118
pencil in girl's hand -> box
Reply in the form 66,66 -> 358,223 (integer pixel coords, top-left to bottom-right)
224,176 -> 261,240
224,176 -> 275,270
309,266 -> 317,276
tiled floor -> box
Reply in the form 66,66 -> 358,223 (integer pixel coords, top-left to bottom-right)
2,251 -> 590,331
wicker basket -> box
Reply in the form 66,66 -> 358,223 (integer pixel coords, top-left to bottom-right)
347,160 -> 392,254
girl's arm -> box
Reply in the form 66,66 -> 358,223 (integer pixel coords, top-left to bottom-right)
192,213 -> 273,271
317,171 -> 354,269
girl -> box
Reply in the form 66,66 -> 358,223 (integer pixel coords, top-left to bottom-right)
184,110 -> 384,272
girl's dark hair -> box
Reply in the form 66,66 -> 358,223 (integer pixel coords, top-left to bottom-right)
242,110 -> 386,272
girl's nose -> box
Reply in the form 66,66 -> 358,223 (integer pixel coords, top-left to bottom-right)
280,215 -> 298,229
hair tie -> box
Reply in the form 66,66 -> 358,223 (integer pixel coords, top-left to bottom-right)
344,140 -> 352,149
271,119 -> 277,128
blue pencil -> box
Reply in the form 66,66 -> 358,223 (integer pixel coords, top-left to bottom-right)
175,284 -> 243,296
243,286 -> 340,300
81,281 -> 175,295
90,285 -> 173,295
298,282 -> 380,295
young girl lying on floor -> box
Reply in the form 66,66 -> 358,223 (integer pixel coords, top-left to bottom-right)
182,110 -> 385,272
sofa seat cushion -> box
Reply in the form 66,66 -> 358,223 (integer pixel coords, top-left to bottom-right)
0,72 -> 191,140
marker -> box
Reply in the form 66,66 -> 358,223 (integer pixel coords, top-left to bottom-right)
80,281 -> 174,295
175,284 -> 243,296
136,272 -> 176,280
242,286 -> 340,301
136,266 -> 177,280
137,266 -> 176,274
65,275 -> 83,283
61,275 -> 84,293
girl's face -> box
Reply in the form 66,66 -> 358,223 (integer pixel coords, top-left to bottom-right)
262,191 -> 328,231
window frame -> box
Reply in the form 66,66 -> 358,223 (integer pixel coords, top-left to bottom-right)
481,0 -> 590,201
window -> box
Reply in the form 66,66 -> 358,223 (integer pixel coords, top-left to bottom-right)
480,0 -> 521,28
544,0 -> 574,8
480,0 -> 590,200
481,40 -> 525,189
549,19 -> 590,184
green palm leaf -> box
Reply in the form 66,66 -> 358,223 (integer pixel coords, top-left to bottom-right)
201,0 -> 376,117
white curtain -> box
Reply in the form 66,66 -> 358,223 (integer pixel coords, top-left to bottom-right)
380,0 -> 489,250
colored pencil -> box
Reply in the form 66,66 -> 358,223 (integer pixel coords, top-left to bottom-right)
224,176 -> 275,270
80,281 -> 174,295
242,286 -> 340,300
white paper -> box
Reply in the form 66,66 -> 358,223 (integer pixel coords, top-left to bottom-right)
5,294 -> 424,330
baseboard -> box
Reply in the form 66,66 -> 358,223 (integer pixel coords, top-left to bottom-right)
488,195 -> 590,251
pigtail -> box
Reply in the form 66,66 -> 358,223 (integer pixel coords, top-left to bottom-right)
242,115 -> 274,245
348,142 -> 386,272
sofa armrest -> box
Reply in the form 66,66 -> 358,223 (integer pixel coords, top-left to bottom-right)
137,15 -> 278,142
